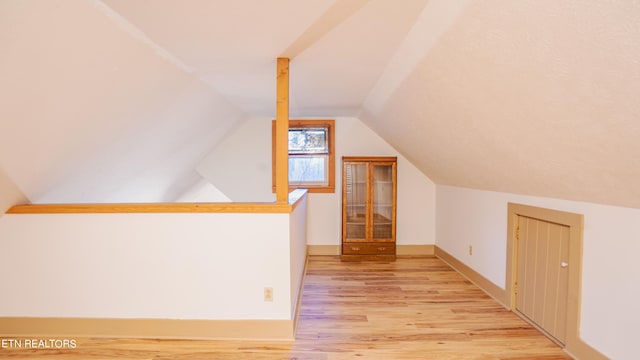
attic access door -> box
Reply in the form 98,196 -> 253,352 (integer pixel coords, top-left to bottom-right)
515,215 -> 569,345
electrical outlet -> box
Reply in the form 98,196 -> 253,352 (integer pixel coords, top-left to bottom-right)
469,245 -> 473,256
264,287 -> 273,302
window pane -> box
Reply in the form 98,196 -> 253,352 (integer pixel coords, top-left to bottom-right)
288,128 -> 328,154
289,155 -> 328,185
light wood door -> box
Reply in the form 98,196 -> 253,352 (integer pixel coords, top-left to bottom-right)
515,215 -> 569,344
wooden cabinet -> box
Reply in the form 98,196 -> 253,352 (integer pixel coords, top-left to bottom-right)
341,156 -> 397,261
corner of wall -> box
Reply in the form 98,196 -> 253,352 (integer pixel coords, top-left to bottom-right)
0,168 -> 28,216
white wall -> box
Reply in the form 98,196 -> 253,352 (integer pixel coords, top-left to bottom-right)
0,0 -> 244,203
197,117 -> 275,203
0,168 -> 27,216
0,211 -> 297,321
333,117 -> 437,246
198,116 -> 436,246
436,185 -> 640,360
174,178 -> 231,203
289,195 -> 308,316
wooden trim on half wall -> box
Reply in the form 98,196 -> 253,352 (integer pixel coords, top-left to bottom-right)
6,202 -> 293,214
6,190 -> 308,215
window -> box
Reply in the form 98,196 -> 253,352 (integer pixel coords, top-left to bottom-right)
272,119 -> 335,193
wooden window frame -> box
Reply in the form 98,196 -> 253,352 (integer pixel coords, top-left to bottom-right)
272,119 -> 335,193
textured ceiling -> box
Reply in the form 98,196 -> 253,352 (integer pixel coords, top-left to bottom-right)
2,0 -> 640,208
362,0 -> 640,208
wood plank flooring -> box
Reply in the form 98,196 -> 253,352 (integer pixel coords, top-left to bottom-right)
0,256 -> 571,359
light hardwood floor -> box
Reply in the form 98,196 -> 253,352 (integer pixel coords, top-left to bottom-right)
0,256 -> 570,359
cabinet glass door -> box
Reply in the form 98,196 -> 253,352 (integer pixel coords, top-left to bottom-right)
372,164 -> 394,240
344,163 -> 367,240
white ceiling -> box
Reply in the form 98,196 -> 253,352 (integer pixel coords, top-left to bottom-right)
102,0 -> 640,208
2,0 -> 640,208
103,0 -> 431,116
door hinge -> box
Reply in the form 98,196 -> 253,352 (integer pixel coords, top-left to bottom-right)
514,282 -> 518,295
515,225 -> 520,241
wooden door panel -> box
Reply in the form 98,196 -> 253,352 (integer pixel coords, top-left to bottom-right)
516,215 -> 569,344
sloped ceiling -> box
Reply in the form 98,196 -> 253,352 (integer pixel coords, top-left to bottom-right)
361,0 -> 640,208
0,0 -> 245,203
1,0 -> 639,208
102,0 -> 430,116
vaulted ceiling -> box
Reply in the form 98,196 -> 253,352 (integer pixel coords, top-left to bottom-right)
1,0 -> 639,208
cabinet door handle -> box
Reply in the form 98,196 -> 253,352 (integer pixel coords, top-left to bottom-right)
351,246 -> 360,251
378,247 -> 387,251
